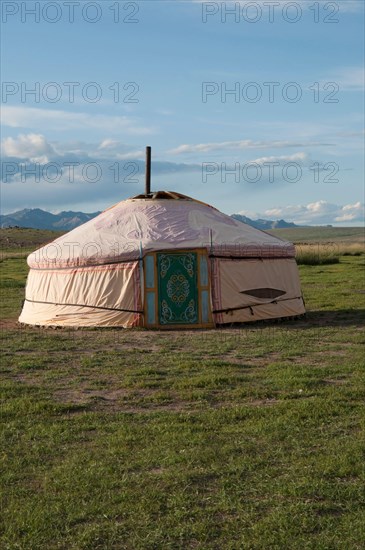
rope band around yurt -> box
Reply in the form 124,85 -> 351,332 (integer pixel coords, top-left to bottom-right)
213,295 -> 304,315
24,298 -> 143,315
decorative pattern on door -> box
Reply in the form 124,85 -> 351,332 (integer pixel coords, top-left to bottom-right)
157,252 -> 198,325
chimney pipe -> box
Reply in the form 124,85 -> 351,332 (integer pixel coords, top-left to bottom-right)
145,146 -> 151,196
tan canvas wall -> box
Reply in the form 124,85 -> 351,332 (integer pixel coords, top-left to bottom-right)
19,262 -> 142,327
212,258 -> 305,324
19,256 -> 305,328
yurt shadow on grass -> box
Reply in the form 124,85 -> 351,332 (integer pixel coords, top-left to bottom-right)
19,149 -> 305,329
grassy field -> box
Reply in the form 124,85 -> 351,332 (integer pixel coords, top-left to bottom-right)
1,228 -> 364,549
0,227 -> 64,249
269,226 -> 364,244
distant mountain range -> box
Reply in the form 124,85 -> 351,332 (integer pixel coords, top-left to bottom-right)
231,214 -> 297,230
0,208 -> 100,231
0,208 -> 299,231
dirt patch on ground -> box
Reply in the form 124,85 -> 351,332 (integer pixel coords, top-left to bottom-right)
247,398 -> 279,407
51,389 -> 282,414
54,387 -> 129,409
322,378 -> 347,386
53,387 -> 202,413
0,319 -> 20,330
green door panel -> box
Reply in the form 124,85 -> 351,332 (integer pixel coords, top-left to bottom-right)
157,252 -> 199,325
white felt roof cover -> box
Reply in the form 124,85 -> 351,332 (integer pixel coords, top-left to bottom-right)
28,195 -> 294,269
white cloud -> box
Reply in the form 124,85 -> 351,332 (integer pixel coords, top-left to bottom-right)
0,134 -> 202,189
98,139 -> 120,150
335,202 -> 364,222
97,139 -> 144,159
1,133 -> 56,163
115,151 -> 145,160
1,106 -> 156,136
322,66 -> 365,92
168,140 -> 332,155
338,67 -> 364,91
155,109 -> 174,116
238,200 -> 364,225
336,130 -> 365,138
249,152 -> 309,165
1,134 -> 147,162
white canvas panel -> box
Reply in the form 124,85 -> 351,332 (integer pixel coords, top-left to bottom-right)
213,258 -> 305,323
19,262 -> 142,327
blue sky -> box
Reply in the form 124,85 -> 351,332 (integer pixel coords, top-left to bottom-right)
1,0 -> 364,225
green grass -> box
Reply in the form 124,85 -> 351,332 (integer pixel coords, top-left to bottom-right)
1,231 -> 365,550
295,244 -> 342,265
296,253 -> 340,266
0,228 -> 64,260
0,227 -> 64,248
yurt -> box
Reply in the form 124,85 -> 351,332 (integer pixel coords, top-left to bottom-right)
19,150 -> 305,329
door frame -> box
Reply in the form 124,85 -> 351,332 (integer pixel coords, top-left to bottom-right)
143,248 -> 214,329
